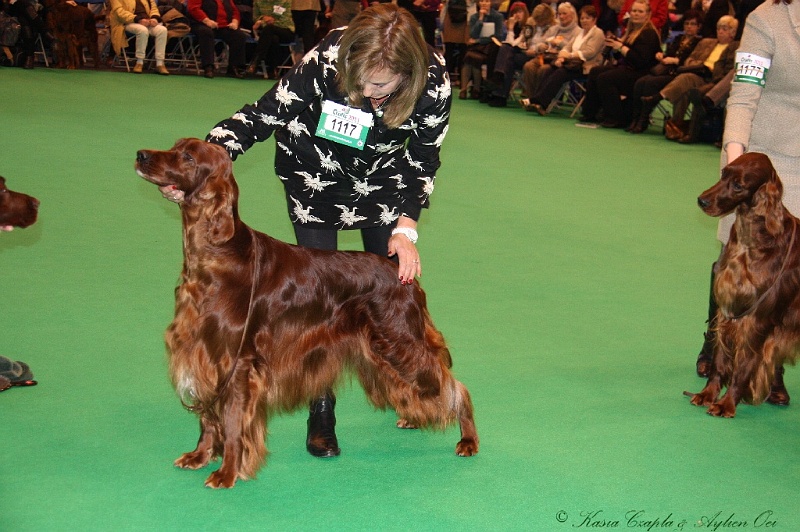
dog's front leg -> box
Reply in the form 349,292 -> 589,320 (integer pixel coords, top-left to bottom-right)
174,415 -> 220,470
684,374 -> 722,407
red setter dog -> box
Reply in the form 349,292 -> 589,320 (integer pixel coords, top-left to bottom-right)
0,176 -> 39,230
686,152 -> 799,417
46,0 -> 100,69
135,138 -> 478,488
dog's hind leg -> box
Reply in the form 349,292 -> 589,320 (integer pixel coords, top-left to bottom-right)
452,380 -> 479,456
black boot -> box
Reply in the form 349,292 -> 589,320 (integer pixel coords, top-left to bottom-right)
629,94 -> 660,133
696,263 -> 718,378
766,365 -> 790,406
306,391 -> 340,457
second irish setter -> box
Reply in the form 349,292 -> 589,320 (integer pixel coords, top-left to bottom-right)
0,176 -> 39,230
686,152 -> 799,417
135,138 -> 478,488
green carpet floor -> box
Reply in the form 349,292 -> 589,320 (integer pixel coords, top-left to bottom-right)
1,68 -> 798,531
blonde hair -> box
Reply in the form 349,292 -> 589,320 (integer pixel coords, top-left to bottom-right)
337,4 -> 429,129
622,0 -> 659,45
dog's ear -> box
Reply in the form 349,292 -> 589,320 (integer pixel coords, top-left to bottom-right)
752,171 -> 784,236
197,165 -> 237,245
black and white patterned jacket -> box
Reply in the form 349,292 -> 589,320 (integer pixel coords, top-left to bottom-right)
206,29 -> 452,230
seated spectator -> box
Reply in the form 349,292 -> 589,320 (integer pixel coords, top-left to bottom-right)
7,0 -> 52,69
617,0 -> 669,33
483,3 -> 554,101
188,0 -> 248,78
579,0 -> 661,127
626,8 -> 702,132
109,0 -> 170,75
511,1 -> 580,105
482,1 -> 532,105
459,0 -> 506,99
640,14 -> 738,142
693,0 -> 733,38
246,0 -> 294,78
524,4 -> 605,115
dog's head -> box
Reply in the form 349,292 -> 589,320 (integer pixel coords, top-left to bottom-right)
0,176 -> 39,229
697,152 -> 784,234
136,138 -> 239,244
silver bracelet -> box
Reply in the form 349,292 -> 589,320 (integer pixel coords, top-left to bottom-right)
391,227 -> 418,244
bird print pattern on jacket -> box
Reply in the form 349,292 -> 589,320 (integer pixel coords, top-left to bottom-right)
205,28 -> 451,230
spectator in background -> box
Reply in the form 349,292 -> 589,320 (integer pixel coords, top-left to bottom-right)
625,8 -> 702,132
412,0 -> 441,47
580,0 -> 661,127
525,4 -> 605,114
6,0 -> 51,69
109,0 -> 170,75
617,0 -> 669,32
188,0 -> 249,78
459,0 -> 506,99
247,0 -> 295,78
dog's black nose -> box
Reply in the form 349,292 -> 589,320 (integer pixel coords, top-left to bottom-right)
698,197 -> 710,209
136,151 -> 149,163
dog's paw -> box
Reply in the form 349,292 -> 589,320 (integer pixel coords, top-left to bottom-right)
174,450 -> 211,470
396,418 -> 418,429
455,438 -> 478,457
683,389 -> 716,407
707,402 -> 736,418
204,470 -> 238,489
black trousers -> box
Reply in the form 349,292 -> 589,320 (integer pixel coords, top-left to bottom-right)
252,25 -> 294,69
191,24 -> 247,69
292,224 -> 398,265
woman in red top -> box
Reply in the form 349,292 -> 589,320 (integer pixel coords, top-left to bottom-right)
187,0 -> 249,78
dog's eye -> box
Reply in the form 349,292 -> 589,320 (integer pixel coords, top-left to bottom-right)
732,182 -> 743,192
182,153 -> 194,163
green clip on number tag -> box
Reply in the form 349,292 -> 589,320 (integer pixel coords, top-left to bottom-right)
316,100 -> 373,150
734,52 -> 771,87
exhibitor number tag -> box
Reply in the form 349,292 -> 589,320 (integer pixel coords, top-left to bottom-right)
316,100 -> 373,150
734,52 -> 771,86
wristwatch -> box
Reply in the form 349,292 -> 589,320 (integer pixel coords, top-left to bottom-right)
391,227 -> 418,244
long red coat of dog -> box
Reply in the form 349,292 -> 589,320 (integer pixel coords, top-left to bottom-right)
686,152 -> 800,417
135,138 -> 478,488
0,176 -> 39,229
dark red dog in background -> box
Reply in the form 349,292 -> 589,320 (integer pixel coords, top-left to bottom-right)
135,138 -> 478,488
686,153 -> 799,417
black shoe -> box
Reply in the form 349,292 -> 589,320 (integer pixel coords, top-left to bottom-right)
204,66 -> 214,79
600,120 -> 622,128
306,392 -> 341,457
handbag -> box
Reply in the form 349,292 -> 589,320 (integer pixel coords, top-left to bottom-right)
0,13 -> 21,47
563,58 -> 584,72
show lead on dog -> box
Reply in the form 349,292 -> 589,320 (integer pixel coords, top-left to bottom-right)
162,4 -> 451,460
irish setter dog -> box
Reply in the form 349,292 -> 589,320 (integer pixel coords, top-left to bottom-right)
686,152 -> 799,417
134,138 -> 478,488
0,176 -> 39,230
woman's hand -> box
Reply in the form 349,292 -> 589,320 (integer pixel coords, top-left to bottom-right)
159,185 -> 185,203
388,218 -> 421,284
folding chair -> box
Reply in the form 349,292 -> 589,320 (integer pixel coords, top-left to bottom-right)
34,34 -> 49,67
546,77 -> 587,117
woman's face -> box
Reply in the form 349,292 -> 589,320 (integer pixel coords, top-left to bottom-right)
557,7 -> 575,26
628,2 -> 650,25
361,68 -> 402,101
478,0 -> 491,11
683,18 -> 700,37
716,23 -> 736,44
579,12 -> 596,30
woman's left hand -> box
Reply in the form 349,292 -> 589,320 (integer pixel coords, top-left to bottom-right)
388,224 -> 421,284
